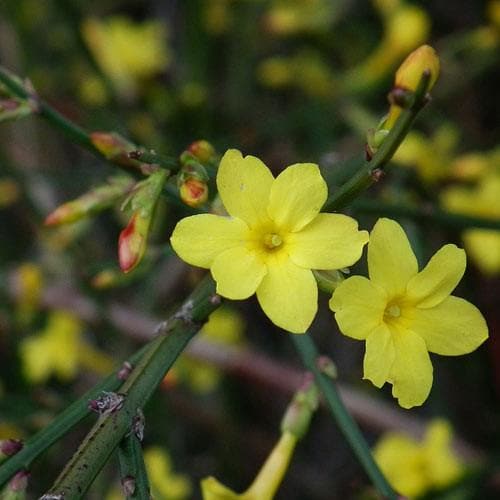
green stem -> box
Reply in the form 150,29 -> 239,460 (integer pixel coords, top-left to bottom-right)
323,72 -> 431,212
291,334 -> 396,500
351,199 -> 500,231
0,346 -> 148,489
118,431 -> 150,500
43,277 -> 217,499
0,66 -> 179,174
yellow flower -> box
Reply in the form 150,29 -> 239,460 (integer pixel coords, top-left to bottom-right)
201,432 -> 297,500
329,218 -> 488,408
82,16 -> 170,97
20,311 -> 114,383
441,174 -> 500,275
373,419 -> 465,498
144,447 -> 192,500
171,149 -> 368,333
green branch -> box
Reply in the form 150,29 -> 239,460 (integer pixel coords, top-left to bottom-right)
0,346 -> 147,489
323,72 -> 431,212
42,277 -> 218,499
0,66 -> 179,175
118,428 -> 151,500
292,334 -> 397,500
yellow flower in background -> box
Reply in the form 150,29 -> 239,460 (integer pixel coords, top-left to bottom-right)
392,125 -> 458,182
82,16 -> 170,97
330,218 -> 488,408
177,307 -> 245,393
171,149 -> 368,333
373,419 -> 465,498
145,447 -> 192,500
343,6 -> 431,92
12,262 -> 43,324
441,174 -> 500,275
20,311 -> 114,383
264,0 -> 337,36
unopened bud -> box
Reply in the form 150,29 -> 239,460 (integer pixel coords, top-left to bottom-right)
90,132 -> 137,167
395,45 -> 440,94
4,470 -> 30,500
0,440 -> 23,462
280,374 -> 319,439
118,212 -> 147,273
44,176 -> 133,226
118,169 -> 168,273
0,99 -> 33,123
313,269 -> 346,294
186,140 -> 216,163
179,178 -> 208,208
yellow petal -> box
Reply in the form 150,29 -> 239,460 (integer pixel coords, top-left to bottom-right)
463,229 -> 500,275
201,476 -> 240,500
406,244 -> 466,308
217,149 -> 274,227
368,218 -> 418,298
411,296 -> 488,355
267,163 -> 327,232
329,276 -> 387,340
211,247 -> 267,299
364,324 -> 395,388
256,255 -> 317,333
171,214 -> 248,268
389,329 -> 433,409
288,214 -> 368,269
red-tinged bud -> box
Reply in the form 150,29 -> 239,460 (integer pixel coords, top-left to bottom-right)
179,178 -> 208,208
0,439 -> 23,461
4,470 -> 30,499
90,132 -> 137,167
161,369 -> 179,390
44,176 -> 133,226
118,169 -> 168,272
186,140 -> 216,163
118,212 -> 147,273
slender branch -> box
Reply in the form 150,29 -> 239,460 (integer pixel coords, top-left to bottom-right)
350,199 -> 500,231
0,66 -> 179,174
43,277 -> 218,499
323,71 -> 432,211
118,431 -> 150,500
292,334 -> 397,500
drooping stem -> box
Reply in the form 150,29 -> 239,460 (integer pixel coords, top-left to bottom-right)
292,334 -> 397,500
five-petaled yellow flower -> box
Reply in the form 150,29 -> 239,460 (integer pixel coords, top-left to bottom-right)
171,149 -> 368,333
373,419 -> 464,498
329,218 -> 488,408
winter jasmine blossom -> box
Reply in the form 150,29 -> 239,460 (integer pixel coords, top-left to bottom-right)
329,218 -> 488,408
171,149 -> 368,333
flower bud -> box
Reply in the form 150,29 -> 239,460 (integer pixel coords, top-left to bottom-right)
44,176 -> 133,226
118,212 -> 148,273
179,178 -> 208,208
186,140 -> 216,164
0,440 -> 23,463
118,169 -> 168,273
3,470 -> 29,500
280,375 -> 319,439
90,131 -> 137,167
395,45 -> 440,93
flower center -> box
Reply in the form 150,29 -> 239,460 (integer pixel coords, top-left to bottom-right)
385,304 -> 401,318
263,233 -> 283,249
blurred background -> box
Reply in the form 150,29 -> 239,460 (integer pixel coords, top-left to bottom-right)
0,0 -> 499,498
